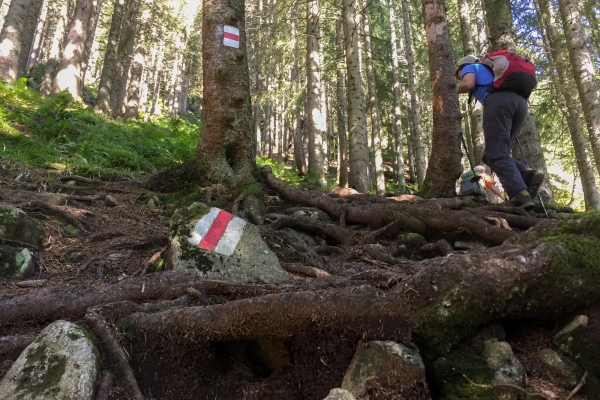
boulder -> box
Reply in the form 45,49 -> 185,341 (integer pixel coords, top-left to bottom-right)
341,340 -> 430,398
168,203 -> 289,283
323,388 -> 356,400
0,204 -> 48,246
0,320 -> 99,400
482,339 -> 524,386
0,246 -> 36,278
537,348 -> 580,386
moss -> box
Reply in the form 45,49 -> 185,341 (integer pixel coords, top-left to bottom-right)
432,345 -> 495,399
17,344 -> 67,396
66,332 -> 81,341
554,326 -> 600,398
243,182 -> 263,197
63,224 -> 79,235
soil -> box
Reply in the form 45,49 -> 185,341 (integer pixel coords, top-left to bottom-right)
0,157 -> 597,400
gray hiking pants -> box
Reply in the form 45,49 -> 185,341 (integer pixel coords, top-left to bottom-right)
482,91 -> 530,197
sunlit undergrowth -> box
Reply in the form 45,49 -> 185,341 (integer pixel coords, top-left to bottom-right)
0,79 -> 199,180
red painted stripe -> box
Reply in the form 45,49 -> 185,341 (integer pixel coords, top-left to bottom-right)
199,210 -> 233,250
224,32 -> 239,41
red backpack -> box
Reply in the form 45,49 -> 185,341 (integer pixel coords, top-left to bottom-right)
481,50 -> 537,99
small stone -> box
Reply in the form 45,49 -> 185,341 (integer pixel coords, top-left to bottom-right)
104,195 -> 118,207
323,388 -> 356,400
537,348 -> 580,386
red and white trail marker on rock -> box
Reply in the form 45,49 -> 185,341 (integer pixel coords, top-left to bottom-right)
223,26 -> 240,48
187,208 -> 247,256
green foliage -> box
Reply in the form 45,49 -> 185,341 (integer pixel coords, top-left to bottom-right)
0,81 -> 198,180
256,157 -> 304,187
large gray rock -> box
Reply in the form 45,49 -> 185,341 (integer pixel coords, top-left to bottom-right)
482,339 -> 524,386
323,388 -> 356,400
341,341 -> 430,398
0,320 -> 99,400
0,246 -> 36,278
168,203 -> 289,283
0,204 -> 48,246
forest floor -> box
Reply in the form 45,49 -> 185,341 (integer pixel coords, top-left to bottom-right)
0,156 -> 593,400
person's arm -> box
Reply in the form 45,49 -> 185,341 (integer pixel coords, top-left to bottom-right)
488,183 -> 508,201
457,72 -> 476,93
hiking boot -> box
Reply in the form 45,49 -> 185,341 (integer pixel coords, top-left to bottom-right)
509,190 -> 535,210
524,169 -> 544,199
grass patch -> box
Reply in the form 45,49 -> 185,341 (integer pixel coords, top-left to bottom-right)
0,79 -> 199,180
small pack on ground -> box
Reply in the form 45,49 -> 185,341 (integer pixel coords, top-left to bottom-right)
482,50 -> 537,99
459,170 -> 485,197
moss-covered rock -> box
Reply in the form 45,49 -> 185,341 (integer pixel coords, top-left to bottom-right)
0,246 -> 36,278
0,320 -> 99,400
0,204 -> 48,246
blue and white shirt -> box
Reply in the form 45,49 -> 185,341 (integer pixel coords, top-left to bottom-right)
461,64 -> 494,104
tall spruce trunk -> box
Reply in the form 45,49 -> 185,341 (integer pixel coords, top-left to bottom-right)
112,0 -> 139,117
343,0 -> 369,193
557,0 -> 600,175
25,0 -> 48,72
95,0 -> 126,114
0,0 -> 43,81
306,0 -> 326,187
401,0 -> 426,188
387,0 -> 405,191
421,0 -> 462,198
51,0 -> 97,99
537,0 -> 600,209
196,0 -> 255,185
362,0 -> 384,195
39,0 -> 68,95
335,19 -> 348,188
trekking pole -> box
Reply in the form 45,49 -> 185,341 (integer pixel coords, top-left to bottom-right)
460,134 -> 477,176
514,136 -> 550,219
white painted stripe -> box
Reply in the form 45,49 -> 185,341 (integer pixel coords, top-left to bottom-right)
214,216 -> 247,256
223,37 -> 239,48
187,207 -> 221,246
224,25 -> 239,35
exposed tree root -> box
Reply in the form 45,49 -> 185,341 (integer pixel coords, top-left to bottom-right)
271,215 -> 356,246
277,230 -> 327,269
22,200 -> 88,232
84,310 -> 145,400
95,370 -> 114,400
112,235 -> 168,250
244,194 -> 264,225
0,335 -> 36,362
282,263 -> 331,279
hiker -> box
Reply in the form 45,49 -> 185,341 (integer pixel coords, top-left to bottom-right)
456,54 -> 544,210
460,165 -> 509,201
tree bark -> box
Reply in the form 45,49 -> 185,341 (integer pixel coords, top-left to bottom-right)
421,0 -> 462,198
0,0 -> 43,81
536,0 -> 600,210
557,0 -> 600,175
343,0 -> 369,193
112,0 -> 139,117
306,0 -> 326,188
362,0 -> 384,195
25,0 -> 47,72
388,0 -> 405,192
95,0 -> 125,113
51,0 -> 97,99
197,0 -> 255,186
39,0 -> 68,95
401,0 -> 426,188
335,19 -> 348,188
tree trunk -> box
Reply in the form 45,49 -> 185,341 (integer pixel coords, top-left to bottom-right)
557,0 -> 600,175
51,0 -> 97,99
388,0 -> 405,192
112,0 -> 139,117
421,0 -> 462,198
95,0 -> 126,113
361,0 -> 384,195
25,0 -> 47,72
335,20 -> 348,188
0,0 -> 43,81
197,0 -> 255,186
473,0 -> 488,54
343,0 -> 369,193
124,3 -> 149,120
79,0 -> 102,95
39,0 -> 68,95
306,0 -> 326,188
537,0 -> 600,210
401,0 -> 426,188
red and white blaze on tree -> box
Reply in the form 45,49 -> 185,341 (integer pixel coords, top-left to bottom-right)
196,0 -> 256,187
